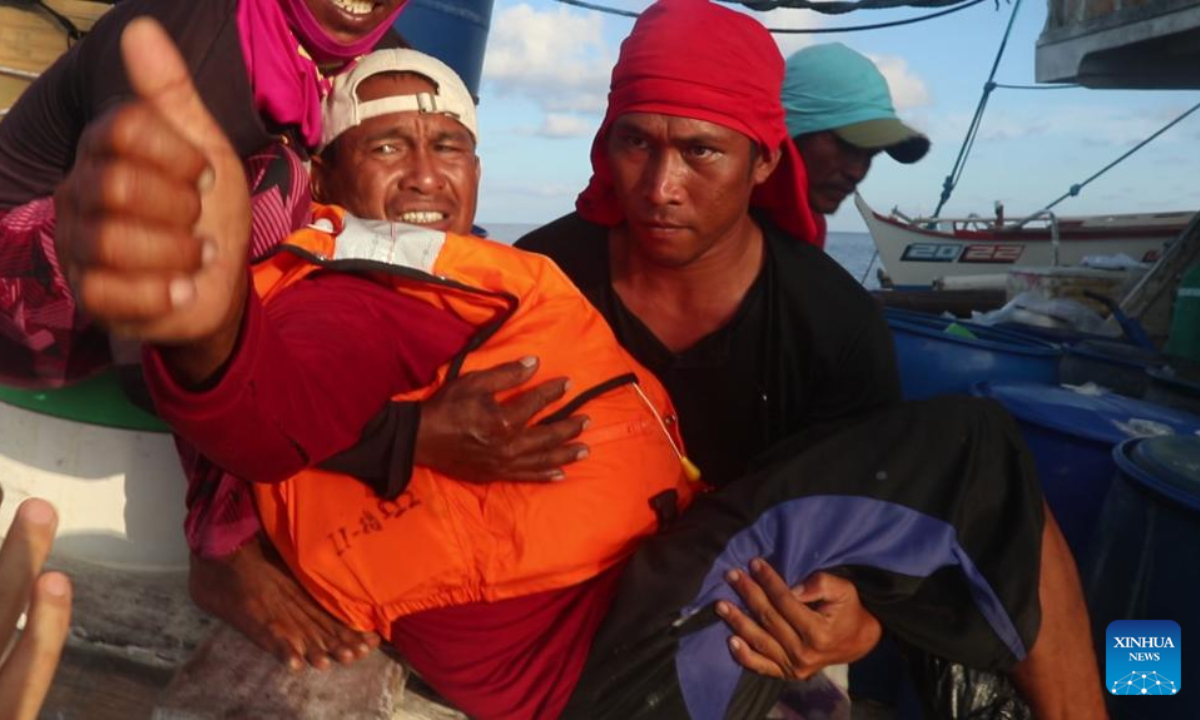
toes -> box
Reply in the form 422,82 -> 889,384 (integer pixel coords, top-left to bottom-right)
306,648 -> 333,671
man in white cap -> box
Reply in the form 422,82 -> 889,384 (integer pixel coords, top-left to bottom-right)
782,43 -> 930,215
311,48 -> 481,235
179,47 -> 593,673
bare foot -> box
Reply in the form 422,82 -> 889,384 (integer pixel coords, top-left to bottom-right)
189,534 -> 380,671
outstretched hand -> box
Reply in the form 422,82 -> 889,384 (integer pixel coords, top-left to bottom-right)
416,357 -> 590,483
718,560 -> 881,680
54,18 -> 250,378
0,493 -> 72,720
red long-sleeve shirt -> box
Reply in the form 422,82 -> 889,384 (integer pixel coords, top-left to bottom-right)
144,272 -> 470,480
144,271 -> 618,719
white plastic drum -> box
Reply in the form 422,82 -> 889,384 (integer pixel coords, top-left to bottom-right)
0,375 -> 188,571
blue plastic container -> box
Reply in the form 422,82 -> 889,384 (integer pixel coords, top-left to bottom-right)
1144,366 -> 1200,418
1085,436 -> 1200,720
996,321 -> 1110,347
1060,339 -> 1167,399
394,0 -> 495,97
884,309 -> 1061,400
971,381 -> 1200,559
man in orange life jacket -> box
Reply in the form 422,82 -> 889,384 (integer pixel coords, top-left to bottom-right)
62,9 -> 1101,720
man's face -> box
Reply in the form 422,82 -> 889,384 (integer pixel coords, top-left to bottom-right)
605,113 -> 779,267
314,73 -> 480,235
303,0 -> 405,45
793,131 -> 878,215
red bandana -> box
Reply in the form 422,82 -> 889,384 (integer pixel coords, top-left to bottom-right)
576,0 -> 823,248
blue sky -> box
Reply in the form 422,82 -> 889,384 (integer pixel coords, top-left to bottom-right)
470,0 -> 1200,231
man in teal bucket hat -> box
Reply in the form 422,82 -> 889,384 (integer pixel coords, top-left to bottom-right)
783,43 -> 930,214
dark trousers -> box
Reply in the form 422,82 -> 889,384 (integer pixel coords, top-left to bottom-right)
563,397 -> 1044,720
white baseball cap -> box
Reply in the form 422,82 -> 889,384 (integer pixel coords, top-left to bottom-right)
321,48 -> 478,150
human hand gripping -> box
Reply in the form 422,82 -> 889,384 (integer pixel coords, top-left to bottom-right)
0,491 -> 72,720
718,560 -> 882,680
415,357 -> 591,483
54,18 -> 251,383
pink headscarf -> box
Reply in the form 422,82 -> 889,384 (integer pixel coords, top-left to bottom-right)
237,0 -> 408,149
576,0 -> 823,247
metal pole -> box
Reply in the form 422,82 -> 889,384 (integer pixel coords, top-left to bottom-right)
1049,212 -> 1059,267
0,65 -> 40,81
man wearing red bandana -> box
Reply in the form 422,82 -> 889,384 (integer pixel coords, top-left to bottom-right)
522,1 -> 1104,718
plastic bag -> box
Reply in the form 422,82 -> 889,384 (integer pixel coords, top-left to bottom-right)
969,291 -> 1119,337
1079,253 -> 1149,271
903,648 -> 1033,720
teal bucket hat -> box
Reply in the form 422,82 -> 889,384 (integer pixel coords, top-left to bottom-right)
782,43 -> 930,164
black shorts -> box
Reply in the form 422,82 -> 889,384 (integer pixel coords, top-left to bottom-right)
563,396 -> 1044,720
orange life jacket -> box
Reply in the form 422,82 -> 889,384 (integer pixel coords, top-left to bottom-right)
251,205 -> 698,637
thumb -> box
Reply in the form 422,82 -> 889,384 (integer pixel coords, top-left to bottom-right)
120,17 -> 227,158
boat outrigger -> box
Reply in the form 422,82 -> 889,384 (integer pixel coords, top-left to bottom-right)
857,193 -> 1196,288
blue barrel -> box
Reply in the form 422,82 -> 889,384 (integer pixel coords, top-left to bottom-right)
884,309 -> 1061,400
971,381 -> 1200,559
1144,366 -> 1200,418
997,321 -> 1111,347
1060,339 -> 1167,399
1085,436 -> 1200,719
394,0 -> 495,97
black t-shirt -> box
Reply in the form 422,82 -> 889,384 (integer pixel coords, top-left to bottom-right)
517,212 -> 901,487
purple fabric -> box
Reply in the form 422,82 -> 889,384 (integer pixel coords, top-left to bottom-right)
674,495 -> 1026,720
279,0 -> 407,64
237,0 -> 407,149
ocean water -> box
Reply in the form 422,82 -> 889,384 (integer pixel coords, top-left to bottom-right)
482,223 -> 880,289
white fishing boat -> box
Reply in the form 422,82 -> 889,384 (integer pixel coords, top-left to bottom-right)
856,193 -> 1195,289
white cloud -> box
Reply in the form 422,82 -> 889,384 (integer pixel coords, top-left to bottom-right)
744,8 -> 820,59
533,113 -> 598,139
482,3 -> 614,113
868,54 -> 932,111
929,104 -> 1187,146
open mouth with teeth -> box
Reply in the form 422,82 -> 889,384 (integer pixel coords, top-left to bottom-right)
397,210 -> 450,226
329,0 -> 383,18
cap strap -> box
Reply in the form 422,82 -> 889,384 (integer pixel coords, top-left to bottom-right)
355,93 -> 461,124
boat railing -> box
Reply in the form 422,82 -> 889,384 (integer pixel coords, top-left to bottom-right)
1008,209 -> 1061,265
900,208 -> 1063,265
907,212 -> 1042,235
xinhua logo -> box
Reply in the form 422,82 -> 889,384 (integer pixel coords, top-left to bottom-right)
1106,620 -> 1181,696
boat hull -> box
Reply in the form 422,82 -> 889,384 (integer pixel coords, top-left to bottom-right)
856,194 -> 1191,289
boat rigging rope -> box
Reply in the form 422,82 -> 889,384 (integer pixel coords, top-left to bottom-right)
553,0 -> 988,32
931,0 -> 1021,218
992,82 -> 1080,90
862,96 -> 1199,286
728,0 -> 980,14
1034,100 -> 1200,216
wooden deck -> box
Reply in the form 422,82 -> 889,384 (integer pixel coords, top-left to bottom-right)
0,1 -> 112,115
28,556 -> 465,719
41,643 -> 173,720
